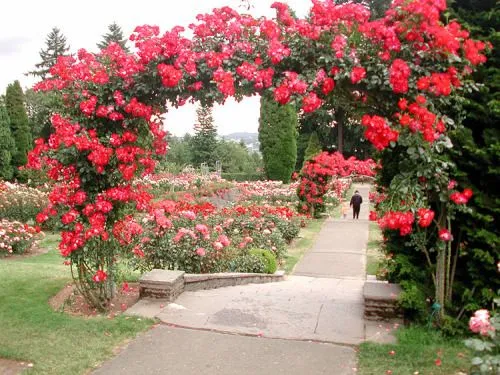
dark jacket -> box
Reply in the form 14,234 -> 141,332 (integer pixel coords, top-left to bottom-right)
350,194 -> 362,207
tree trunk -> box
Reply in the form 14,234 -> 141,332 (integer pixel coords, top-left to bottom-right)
336,109 -> 345,154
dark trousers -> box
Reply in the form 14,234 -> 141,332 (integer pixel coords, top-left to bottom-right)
352,205 -> 360,219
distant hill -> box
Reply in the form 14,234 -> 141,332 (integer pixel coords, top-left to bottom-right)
222,132 -> 260,152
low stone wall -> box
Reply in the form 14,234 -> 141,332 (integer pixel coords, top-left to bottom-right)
184,271 -> 285,291
139,270 -> 285,300
364,281 -> 403,321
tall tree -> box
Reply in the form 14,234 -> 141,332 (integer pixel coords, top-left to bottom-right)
189,105 -> 218,167
303,131 -> 322,165
97,22 -> 129,52
259,95 -> 297,183
27,27 -> 70,79
447,0 -> 500,313
0,99 -> 16,180
5,81 -> 31,169
25,89 -> 63,140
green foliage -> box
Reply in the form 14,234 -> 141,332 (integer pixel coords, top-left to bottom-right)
0,101 -> 15,180
464,298 -> 500,375
165,134 -> 194,167
447,0 -> 500,320
25,89 -> 63,139
27,27 -> 70,79
216,139 -> 262,174
5,81 -> 31,170
221,172 -> 264,181
303,131 -> 322,164
189,105 -> 219,167
228,254 -> 266,273
259,95 -> 297,183
97,22 -> 129,52
249,248 -> 277,274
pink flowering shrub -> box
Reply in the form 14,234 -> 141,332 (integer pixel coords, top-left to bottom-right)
0,182 -> 49,226
465,302 -> 499,374
0,219 -> 41,256
131,200 -> 302,273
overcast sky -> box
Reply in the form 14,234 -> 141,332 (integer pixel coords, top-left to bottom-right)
0,0 -> 310,136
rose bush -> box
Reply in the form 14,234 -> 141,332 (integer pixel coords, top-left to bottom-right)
26,0 -> 488,311
0,219 -> 41,256
129,199 -> 303,274
464,300 -> 499,374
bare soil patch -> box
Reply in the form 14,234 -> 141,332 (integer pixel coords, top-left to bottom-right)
49,282 -> 140,317
0,358 -> 32,375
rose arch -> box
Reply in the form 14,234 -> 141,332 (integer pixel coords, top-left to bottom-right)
28,0 -> 488,313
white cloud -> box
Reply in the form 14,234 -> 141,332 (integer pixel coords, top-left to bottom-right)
0,0 -> 311,135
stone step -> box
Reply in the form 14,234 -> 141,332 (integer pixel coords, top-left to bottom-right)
363,281 -> 403,321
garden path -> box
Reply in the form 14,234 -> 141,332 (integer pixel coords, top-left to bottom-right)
93,184 -> 372,375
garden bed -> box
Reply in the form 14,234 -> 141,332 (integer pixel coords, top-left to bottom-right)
49,282 -> 141,317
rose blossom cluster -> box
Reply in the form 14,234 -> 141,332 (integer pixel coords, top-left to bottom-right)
26,0 -> 487,288
469,309 -> 495,336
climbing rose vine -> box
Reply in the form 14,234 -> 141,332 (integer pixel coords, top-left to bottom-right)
27,0 -> 488,310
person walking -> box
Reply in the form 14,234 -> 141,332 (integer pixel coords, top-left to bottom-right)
350,190 -> 363,219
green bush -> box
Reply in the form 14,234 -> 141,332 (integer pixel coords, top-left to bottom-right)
228,254 -> 266,273
221,172 -> 265,182
249,248 -> 277,274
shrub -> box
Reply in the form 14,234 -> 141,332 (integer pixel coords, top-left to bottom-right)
249,248 -> 277,274
228,254 -> 266,273
0,182 -> 49,224
0,219 -> 40,256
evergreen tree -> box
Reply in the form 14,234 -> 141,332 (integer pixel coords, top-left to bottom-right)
259,95 -> 297,183
5,81 -> 31,169
97,22 -> 129,52
447,0 -> 500,312
27,27 -> 70,79
189,105 -> 219,167
25,89 -> 63,140
303,131 -> 322,165
0,99 -> 16,180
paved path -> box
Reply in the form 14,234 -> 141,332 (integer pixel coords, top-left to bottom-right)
93,184 -> 372,375
94,326 -> 357,375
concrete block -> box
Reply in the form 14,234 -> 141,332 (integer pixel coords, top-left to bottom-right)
140,269 -> 185,301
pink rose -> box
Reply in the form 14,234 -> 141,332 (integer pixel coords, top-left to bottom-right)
196,247 -> 206,257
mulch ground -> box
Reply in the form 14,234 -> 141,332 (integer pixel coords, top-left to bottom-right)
49,282 -> 140,318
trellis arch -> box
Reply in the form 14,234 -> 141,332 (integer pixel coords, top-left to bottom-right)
29,0 -> 488,311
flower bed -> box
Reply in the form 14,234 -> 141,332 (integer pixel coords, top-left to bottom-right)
120,198 -> 306,275
0,182 -> 49,224
0,219 -> 41,256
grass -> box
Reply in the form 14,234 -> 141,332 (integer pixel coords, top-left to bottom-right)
366,221 -> 384,275
283,217 -> 326,274
358,326 -> 471,374
0,236 -> 154,375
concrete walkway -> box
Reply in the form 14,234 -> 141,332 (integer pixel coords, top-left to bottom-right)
93,184 -> 372,375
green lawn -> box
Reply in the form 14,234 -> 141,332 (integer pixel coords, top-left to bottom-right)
283,218 -> 326,274
0,235 -> 153,375
366,221 -> 384,275
358,326 -> 471,374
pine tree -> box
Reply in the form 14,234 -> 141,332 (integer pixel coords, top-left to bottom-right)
27,27 -> 70,79
303,131 -> 322,165
97,22 -> 129,52
258,95 -> 297,183
0,99 -> 16,180
5,81 -> 31,169
189,105 -> 219,167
